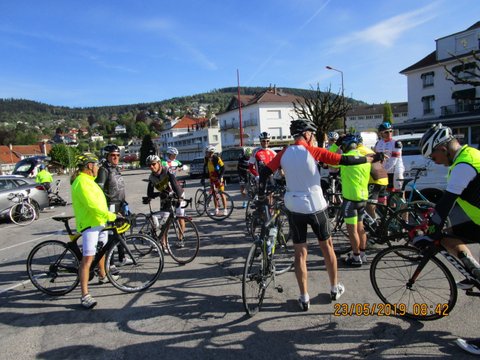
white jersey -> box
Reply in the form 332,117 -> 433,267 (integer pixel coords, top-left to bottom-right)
374,139 -> 405,174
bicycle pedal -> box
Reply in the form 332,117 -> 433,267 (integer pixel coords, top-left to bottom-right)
465,290 -> 480,297
276,285 -> 283,293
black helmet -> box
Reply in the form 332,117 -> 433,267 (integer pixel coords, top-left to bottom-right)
378,122 -> 392,132
104,144 -> 120,154
259,132 -> 271,140
339,134 -> 358,152
290,119 -> 317,137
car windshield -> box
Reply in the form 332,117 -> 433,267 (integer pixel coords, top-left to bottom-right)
222,149 -> 243,161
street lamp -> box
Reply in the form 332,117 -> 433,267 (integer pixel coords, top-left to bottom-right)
326,66 -> 347,133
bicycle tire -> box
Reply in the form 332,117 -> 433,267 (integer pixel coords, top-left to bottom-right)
105,234 -> 164,293
370,245 -> 457,321
205,191 -> 234,221
242,242 -> 267,316
26,240 -> 80,296
245,198 -> 256,233
194,189 -> 207,216
128,213 -> 158,255
274,230 -> 294,275
10,202 -> 36,226
166,216 -> 200,264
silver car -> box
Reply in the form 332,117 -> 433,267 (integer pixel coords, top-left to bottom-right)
0,175 -> 49,218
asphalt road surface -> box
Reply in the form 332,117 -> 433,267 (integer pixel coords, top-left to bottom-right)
0,169 -> 478,359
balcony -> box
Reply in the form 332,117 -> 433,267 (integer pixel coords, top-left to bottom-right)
440,101 -> 480,117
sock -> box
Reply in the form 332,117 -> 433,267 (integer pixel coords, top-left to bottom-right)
299,293 -> 310,303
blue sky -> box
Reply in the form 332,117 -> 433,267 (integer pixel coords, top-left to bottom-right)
0,0 -> 479,107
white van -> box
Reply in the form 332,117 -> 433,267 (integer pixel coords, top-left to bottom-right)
393,133 -> 447,202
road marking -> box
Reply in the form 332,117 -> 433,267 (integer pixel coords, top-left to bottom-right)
0,280 -> 31,294
0,211 -> 66,231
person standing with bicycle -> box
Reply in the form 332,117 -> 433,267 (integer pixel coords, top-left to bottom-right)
414,124 -> 480,287
258,119 -> 373,311
201,145 -> 227,216
71,153 -> 117,309
96,144 -> 132,267
374,122 -> 404,192
145,155 -> 183,253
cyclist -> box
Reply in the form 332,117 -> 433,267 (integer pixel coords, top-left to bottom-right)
326,131 -> 339,151
163,147 -> 183,175
374,121 -> 404,192
238,147 -> 252,208
144,155 -> 184,253
201,145 -> 227,216
71,153 -> 117,309
96,144 -> 132,267
258,119 -> 373,310
35,164 -> 53,191
414,123 -> 480,288
248,132 -> 276,179
337,135 -> 371,267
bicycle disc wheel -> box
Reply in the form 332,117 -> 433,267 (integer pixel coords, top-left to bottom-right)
194,189 -> 207,216
166,217 -> 200,264
26,240 -> 80,296
10,202 -> 36,226
242,242 -> 267,316
274,230 -> 294,275
106,234 -> 164,293
205,191 -> 234,221
370,245 -> 457,321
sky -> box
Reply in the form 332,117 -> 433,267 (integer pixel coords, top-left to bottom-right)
1,0 -> 479,108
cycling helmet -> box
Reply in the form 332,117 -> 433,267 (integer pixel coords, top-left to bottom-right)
259,132 -> 271,140
328,131 -> 339,141
146,154 -> 161,165
290,119 -> 317,137
419,123 -> 454,158
166,147 -> 179,155
245,147 -> 253,157
39,164 -> 46,170
205,145 -> 216,153
378,122 -> 392,132
76,153 -> 99,167
356,134 -> 364,144
103,144 -> 120,154
339,134 -> 358,152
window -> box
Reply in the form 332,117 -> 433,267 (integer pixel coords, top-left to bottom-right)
422,95 -> 435,115
266,110 -> 281,119
421,71 -> 434,87
452,62 -> 477,80
213,135 -> 218,141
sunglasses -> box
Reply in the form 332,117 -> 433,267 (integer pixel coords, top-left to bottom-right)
382,130 -> 393,134
149,162 -> 159,167
109,154 -> 120,158
261,140 -> 270,143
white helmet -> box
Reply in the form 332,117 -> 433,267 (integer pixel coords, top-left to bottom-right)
419,123 -> 454,158
166,147 -> 178,155
205,145 -> 216,153
146,154 -> 161,165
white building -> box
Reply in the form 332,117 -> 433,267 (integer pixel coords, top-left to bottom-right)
157,115 -> 221,162
398,21 -> 480,147
346,102 -> 408,132
217,87 -> 303,149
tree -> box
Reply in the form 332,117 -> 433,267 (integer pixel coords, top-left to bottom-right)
293,84 -> 351,147
49,144 -> 80,170
135,122 -> 150,138
139,134 -> 157,167
444,50 -> 480,86
383,102 -> 393,124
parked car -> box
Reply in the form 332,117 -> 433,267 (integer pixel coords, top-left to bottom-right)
189,157 -> 205,179
0,175 -> 49,218
12,156 -> 50,178
221,147 -> 254,182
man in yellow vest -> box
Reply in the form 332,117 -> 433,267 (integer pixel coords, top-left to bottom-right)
35,164 -> 53,191
414,124 -> 480,290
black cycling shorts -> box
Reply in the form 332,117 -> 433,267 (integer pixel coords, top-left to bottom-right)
368,184 -> 387,200
451,221 -> 480,244
289,209 -> 330,244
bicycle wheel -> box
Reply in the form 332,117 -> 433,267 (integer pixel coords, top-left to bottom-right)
205,191 -> 234,221
370,245 -> 457,321
129,213 -> 157,255
105,234 -> 164,293
166,217 -> 200,264
26,240 -> 80,296
194,189 -> 207,216
274,229 -> 294,275
329,205 -> 351,255
242,242 -> 267,316
10,202 -> 36,226
245,198 -> 256,233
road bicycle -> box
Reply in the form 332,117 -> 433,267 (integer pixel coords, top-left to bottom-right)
8,189 -> 37,226
370,238 -> 480,321
194,181 -> 234,220
130,195 -> 200,264
242,199 -> 295,316
43,179 -> 67,207
26,216 -> 164,296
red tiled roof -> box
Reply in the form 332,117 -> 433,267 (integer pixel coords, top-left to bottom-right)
0,144 -> 52,164
171,115 -> 209,129
0,146 -> 21,164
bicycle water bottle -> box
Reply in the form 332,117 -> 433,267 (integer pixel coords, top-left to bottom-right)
267,227 -> 277,255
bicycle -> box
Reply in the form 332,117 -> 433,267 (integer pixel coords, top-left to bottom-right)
44,179 -> 67,207
194,181 -> 234,221
242,199 -> 295,316
26,216 -> 164,296
130,195 -> 200,264
8,189 -> 37,226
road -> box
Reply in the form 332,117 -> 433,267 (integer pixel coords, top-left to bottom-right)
0,169 -> 478,359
